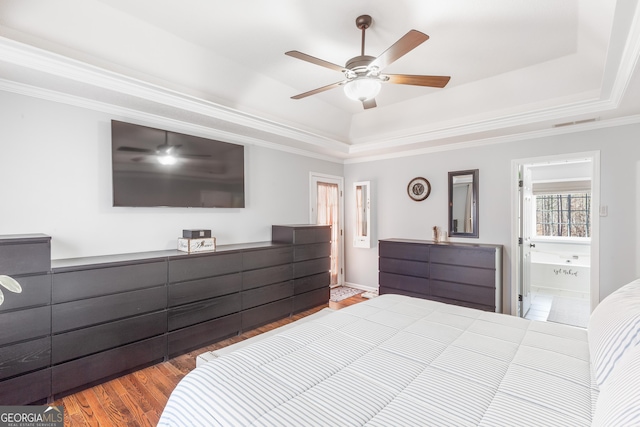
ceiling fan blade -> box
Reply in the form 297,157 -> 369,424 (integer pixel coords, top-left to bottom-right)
179,153 -> 212,158
291,81 -> 345,99
370,30 -> 429,70
362,98 -> 377,109
285,51 -> 345,72
117,146 -> 153,153
385,74 -> 451,88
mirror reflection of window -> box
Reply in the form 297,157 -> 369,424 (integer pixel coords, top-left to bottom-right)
354,181 -> 371,248
356,185 -> 368,237
448,169 -> 478,238
452,175 -> 473,233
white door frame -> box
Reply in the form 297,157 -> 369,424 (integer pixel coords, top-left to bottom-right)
510,151 -> 601,315
309,172 -> 345,286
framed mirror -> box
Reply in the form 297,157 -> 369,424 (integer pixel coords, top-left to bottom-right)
448,169 -> 479,238
353,181 -> 371,248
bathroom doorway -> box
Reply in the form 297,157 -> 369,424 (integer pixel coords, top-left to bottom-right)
512,152 -> 600,328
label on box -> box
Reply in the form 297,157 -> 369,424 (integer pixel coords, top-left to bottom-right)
178,237 -> 216,253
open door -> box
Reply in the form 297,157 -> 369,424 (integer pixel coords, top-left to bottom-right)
519,165 -> 533,317
310,173 -> 344,286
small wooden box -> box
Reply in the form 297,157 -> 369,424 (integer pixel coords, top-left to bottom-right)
178,237 -> 216,253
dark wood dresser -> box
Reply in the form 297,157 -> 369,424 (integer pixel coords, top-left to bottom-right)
272,225 -> 332,314
0,234 -> 52,405
0,225 -> 331,403
379,239 -> 502,312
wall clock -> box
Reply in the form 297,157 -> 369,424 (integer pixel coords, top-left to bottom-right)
407,177 -> 431,201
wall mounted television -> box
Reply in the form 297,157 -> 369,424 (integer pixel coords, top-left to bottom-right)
111,120 -> 245,208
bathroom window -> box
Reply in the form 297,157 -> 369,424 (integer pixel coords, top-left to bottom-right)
535,193 -> 591,237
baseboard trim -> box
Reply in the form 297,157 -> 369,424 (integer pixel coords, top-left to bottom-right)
343,282 -> 379,294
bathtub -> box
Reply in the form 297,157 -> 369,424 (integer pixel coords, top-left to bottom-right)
530,250 -> 590,296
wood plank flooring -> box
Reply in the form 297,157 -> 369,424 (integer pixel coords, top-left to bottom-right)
53,293 -> 366,426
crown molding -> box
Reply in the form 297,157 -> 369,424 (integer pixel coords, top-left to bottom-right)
344,114 -> 640,164
0,36 -> 349,155
0,77 -> 345,165
347,93 -> 611,155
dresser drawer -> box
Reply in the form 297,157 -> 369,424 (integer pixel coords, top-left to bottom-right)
168,293 -> 241,331
167,313 -> 240,358
430,280 -> 496,308
294,272 -> 330,295
243,264 -> 293,290
0,235 -> 51,275
52,335 -> 166,397
379,241 -> 429,262
0,274 -> 51,312
379,257 -> 429,278
293,258 -> 330,279
293,287 -> 329,313
169,272 -> 241,307
379,272 -> 429,295
0,305 -> 50,346
430,246 -> 496,269
430,264 -> 496,287
294,242 -> 331,262
169,252 -> 242,282
272,226 -> 331,245
53,261 -> 167,303
52,311 -> 167,364
241,297 -> 293,331
242,281 -> 293,310
0,368 -> 51,405
52,286 -> 166,333
243,247 -> 292,270
0,337 -> 50,380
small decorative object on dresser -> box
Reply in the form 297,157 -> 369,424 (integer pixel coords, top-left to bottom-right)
178,237 -> 216,253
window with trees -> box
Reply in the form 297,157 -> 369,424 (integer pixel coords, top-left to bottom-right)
535,193 -> 591,237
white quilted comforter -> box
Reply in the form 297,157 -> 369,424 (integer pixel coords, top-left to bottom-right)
159,294 -> 596,426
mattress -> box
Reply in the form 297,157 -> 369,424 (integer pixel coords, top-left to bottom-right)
159,294 -> 596,426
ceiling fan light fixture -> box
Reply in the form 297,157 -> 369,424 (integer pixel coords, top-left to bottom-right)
343,78 -> 381,102
158,154 -> 177,165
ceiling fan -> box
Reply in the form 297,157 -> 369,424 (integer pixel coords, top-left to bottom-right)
285,15 -> 451,109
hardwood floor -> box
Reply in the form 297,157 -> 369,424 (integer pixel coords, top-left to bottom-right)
53,293 -> 367,426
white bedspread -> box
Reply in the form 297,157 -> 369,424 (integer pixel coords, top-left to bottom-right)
159,294 -> 596,426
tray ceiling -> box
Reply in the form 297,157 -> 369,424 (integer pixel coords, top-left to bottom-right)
0,0 -> 638,160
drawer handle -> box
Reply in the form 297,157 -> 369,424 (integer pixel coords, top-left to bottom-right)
0,275 -> 22,306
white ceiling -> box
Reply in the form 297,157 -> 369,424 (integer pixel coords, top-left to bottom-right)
0,0 -> 638,161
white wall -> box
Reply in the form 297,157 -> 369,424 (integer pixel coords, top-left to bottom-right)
0,91 -> 343,259
3,90 -> 639,311
344,124 -> 640,312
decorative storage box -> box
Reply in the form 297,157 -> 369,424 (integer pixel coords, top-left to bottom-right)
178,237 -> 216,253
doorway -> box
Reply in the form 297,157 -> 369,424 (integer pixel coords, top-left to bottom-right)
511,152 -> 600,328
310,173 -> 344,287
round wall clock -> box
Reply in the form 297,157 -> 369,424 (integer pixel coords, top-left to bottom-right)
407,177 -> 431,201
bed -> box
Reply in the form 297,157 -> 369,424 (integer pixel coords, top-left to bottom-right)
159,279 -> 640,426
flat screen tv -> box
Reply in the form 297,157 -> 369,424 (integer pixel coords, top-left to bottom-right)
111,120 -> 245,208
